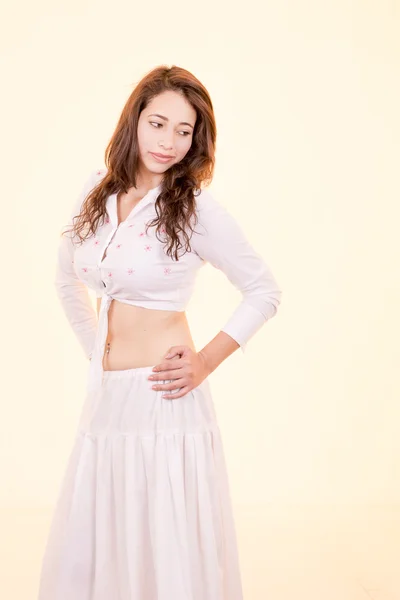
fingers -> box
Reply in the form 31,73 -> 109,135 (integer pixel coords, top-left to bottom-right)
152,358 -> 182,373
150,378 -> 192,399
148,368 -> 183,382
151,379 -> 186,392
161,386 -> 192,400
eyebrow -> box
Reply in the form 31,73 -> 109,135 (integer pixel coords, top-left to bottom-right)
148,113 -> 194,129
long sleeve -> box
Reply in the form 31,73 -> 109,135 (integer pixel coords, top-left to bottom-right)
54,170 -> 99,359
191,189 -> 282,352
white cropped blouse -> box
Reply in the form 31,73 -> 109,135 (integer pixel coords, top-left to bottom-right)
54,168 -> 282,391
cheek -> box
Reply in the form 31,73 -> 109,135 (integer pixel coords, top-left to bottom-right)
177,136 -> 193,158
136,129 -> 145,153
137,122 -> 154,148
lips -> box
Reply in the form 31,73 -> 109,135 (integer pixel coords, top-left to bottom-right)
151,152 -> 174,159
150,152 -> 175,164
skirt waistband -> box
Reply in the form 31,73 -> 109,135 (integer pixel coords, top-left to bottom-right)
102,364 -> 156,380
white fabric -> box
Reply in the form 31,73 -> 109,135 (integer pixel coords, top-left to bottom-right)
54,168 -> 282,362
37,365 -> 244,600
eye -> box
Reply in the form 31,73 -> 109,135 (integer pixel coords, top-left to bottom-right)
149,122 -> 191,136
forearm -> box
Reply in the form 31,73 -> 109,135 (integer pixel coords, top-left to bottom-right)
54,280 -> 98,359
191,190 -> 282,371
198,330 -> 241,375
55,240 -> 99,360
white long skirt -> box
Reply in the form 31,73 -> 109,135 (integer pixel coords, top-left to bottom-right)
37,365 -> 244,600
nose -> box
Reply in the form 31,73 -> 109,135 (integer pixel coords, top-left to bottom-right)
159,138 -> 173,150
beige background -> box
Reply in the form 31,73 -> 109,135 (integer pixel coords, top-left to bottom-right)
1,1 -> 399,598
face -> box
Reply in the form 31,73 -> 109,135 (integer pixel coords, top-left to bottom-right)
137,90 -> 197,181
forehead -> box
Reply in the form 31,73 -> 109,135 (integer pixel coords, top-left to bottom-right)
144,91 -> 196,122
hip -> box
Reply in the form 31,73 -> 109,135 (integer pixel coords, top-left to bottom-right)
79,363 -> 218,437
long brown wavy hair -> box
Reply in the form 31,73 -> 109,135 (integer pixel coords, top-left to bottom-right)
64,65 -> 217,261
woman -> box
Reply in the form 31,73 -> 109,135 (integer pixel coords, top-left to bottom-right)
37,65 -> 282,600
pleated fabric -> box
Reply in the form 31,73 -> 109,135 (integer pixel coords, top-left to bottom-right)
37,365 -> 244,600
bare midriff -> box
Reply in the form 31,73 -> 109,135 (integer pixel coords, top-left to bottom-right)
96,297 -> 197,371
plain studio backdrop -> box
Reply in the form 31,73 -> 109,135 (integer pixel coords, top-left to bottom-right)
0,1 -> 399,599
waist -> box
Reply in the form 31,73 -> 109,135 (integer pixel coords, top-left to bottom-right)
97,297 -> 196,370
98,296 -> 187,330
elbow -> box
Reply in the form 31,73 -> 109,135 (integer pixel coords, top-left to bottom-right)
241,255 -> 282,322
261,287 -> 282,320
220,268 -> 282,354
244,280 -> 282,322
221,285 -> 282,349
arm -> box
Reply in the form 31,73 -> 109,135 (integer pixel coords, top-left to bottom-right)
54,170 -> 99,360
190,189 -> 282,372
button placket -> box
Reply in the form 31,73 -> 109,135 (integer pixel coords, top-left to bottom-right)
98,224 -> 120,287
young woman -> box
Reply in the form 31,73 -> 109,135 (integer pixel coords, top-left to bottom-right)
37,65 -> 282,600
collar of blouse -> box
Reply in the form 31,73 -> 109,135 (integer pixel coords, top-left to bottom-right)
106,184 -> 163,228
